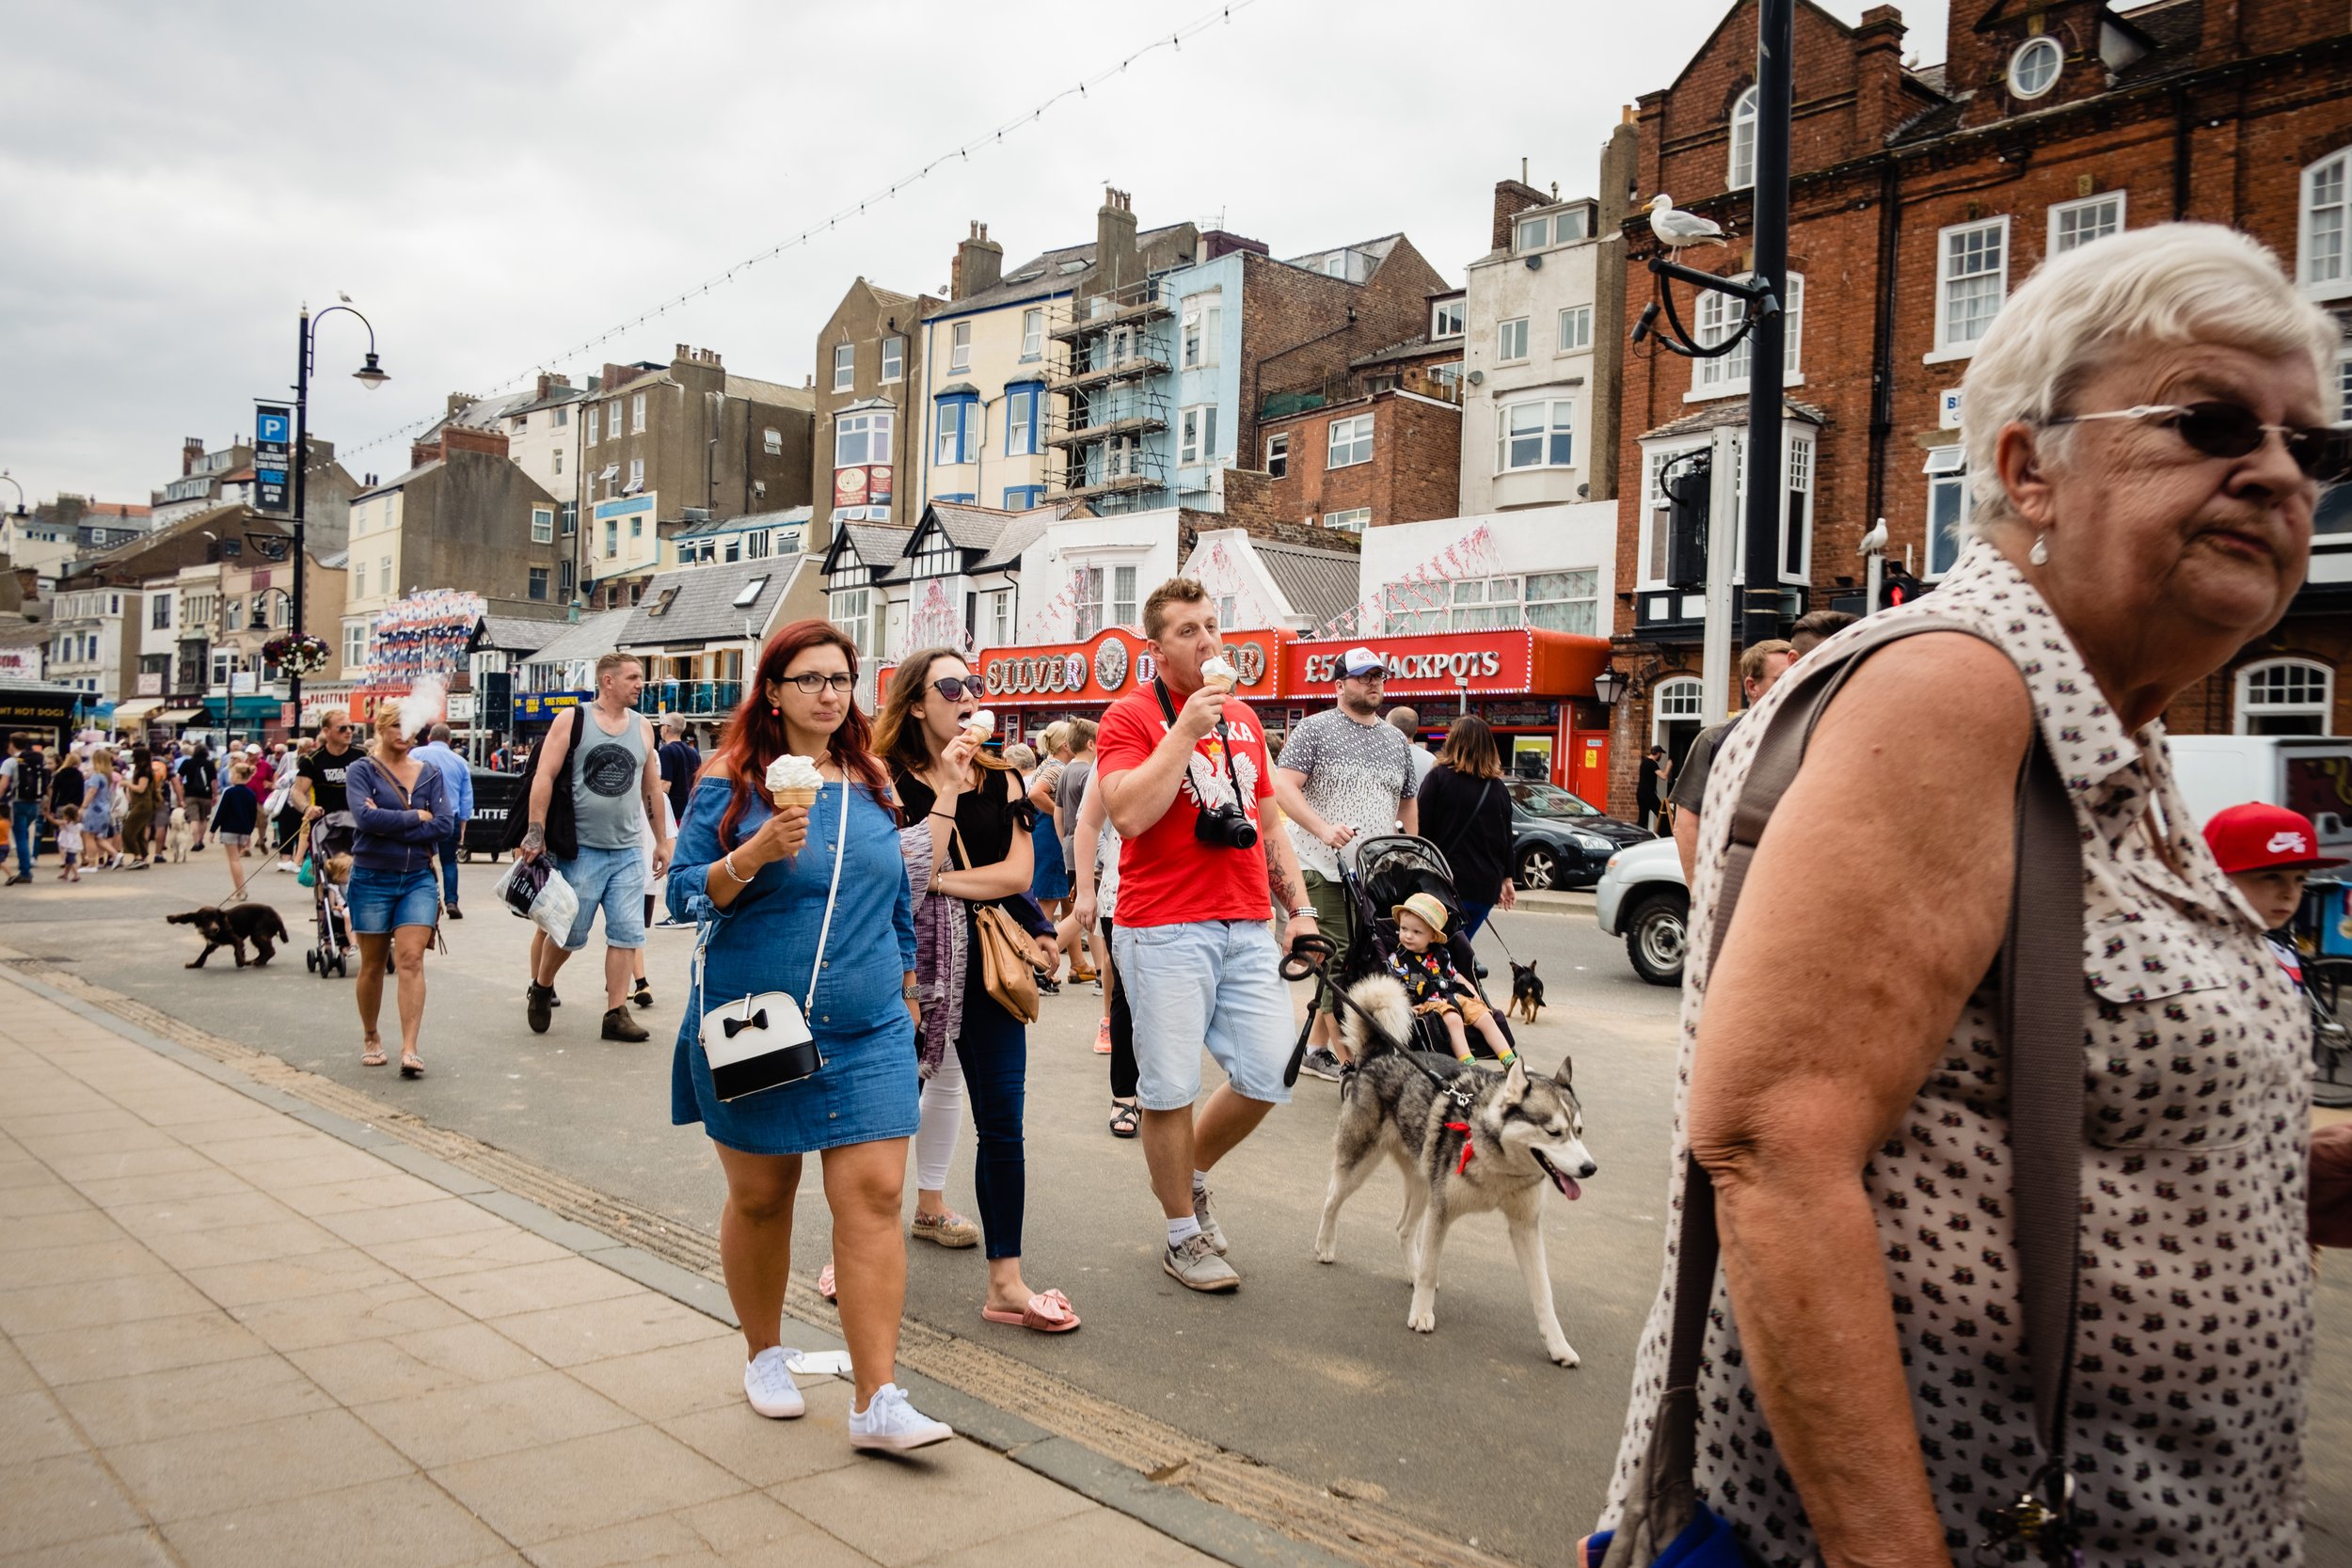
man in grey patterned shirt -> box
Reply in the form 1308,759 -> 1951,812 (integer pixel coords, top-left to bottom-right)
1273,646 -> 1418,1079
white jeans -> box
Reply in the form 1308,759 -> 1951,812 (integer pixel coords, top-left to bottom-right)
914,1041 -> 965,1196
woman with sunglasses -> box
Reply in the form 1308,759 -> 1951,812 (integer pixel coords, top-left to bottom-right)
868,648 -> 1079,1334
668,620 -> 952,1452
1594,224 -> 2343,1566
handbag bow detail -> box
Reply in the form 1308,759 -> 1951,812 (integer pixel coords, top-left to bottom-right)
722,1010 -> 769,1038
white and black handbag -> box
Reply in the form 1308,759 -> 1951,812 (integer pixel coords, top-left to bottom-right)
696,780 -> 847,1102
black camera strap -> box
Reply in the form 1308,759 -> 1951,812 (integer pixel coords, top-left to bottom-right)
1153,677 -> 1251,816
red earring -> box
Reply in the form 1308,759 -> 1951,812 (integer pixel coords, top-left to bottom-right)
770,705 -> 781,717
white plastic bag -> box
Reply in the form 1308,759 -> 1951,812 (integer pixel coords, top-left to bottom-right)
528,864 -> 579,942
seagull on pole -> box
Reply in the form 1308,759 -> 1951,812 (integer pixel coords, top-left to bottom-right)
1645,194 -> 1727,249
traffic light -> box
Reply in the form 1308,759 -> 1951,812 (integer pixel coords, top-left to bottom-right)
1664,455 -> 1710,592
1877,563 -> 1926,612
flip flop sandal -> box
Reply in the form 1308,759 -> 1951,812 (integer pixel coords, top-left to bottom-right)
360,1045 -> 388,1068
1108,1102 -> 1140,1139
400,1053 -> 425,1079
817,1261 -> 836,1301
980,1289 -> 1080,1333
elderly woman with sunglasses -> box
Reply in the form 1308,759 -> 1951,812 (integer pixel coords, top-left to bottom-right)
1593,224 -> 2344,1568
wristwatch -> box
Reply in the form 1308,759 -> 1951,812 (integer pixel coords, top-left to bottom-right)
901,984 -> 920,1001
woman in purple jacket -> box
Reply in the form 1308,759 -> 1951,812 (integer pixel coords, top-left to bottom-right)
343,708 -> 453,1078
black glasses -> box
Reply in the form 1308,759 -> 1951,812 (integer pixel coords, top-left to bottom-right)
930,676 -> 985,702
2045,402 -> 2352,483
782,673 -> 855,694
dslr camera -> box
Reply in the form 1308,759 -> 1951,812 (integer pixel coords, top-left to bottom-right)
1194,791 -> 1259,851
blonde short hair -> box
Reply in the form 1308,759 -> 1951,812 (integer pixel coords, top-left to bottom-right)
1963,222 -> 2341,532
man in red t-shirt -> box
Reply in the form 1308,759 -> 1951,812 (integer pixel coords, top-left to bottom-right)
1098,578 -> 1320,1293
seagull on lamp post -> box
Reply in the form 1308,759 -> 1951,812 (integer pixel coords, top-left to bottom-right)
1645,194 -> 1728,248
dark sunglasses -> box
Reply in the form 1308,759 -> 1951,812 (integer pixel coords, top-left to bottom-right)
930,675 -> 985,702
2046,402 -> 2352,483
781,673 -> 855,694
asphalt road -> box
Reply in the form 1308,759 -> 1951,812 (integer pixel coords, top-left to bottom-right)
7,855 -> 2348,1567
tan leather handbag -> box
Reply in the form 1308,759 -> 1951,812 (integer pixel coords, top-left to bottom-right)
949,823 -> 1042,1024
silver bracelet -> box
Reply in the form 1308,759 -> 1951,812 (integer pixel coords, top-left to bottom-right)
721,853 -> 750,884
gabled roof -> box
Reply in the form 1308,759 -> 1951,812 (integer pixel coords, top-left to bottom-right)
422,390 -> 532,443
617,561 -> 790,647
1250,538 -> 1363,628
355,459 -> 445,500
820,522 -> 914,583
1638,396 -> 1831,443
474,614 -> 566,656
723,373 -> 816,412
911,499 -> 1092,571
525,608 -> 635,670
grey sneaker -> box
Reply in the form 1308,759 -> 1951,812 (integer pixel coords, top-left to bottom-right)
1191,1182 -> 1228,1256
1164,1232 -> 1239,1292
1299,1048 -> 1344,1082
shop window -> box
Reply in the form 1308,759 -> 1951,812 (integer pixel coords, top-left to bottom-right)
1525,570 -> 1598,635
1924,446 -> 1969,577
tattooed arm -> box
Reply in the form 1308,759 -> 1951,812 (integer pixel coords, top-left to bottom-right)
1264,822 -> 1319,949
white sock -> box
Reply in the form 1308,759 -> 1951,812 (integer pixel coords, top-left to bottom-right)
1191,1169 -> 1211,1194
1168,1215 -> 1202,1247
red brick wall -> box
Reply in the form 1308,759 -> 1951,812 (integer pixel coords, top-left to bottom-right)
1257,393 -> 1462,530
1238,238 -> 1452,468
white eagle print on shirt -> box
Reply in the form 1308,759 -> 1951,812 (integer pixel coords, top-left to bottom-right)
1182,732 -> 1261,819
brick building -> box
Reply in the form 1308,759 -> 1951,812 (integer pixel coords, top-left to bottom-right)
1253,381 -> 1461,533
815,277 -> 938,538
1601,0 -> 2352,813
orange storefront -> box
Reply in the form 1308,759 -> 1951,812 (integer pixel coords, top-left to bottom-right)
883,624 -> 1613,800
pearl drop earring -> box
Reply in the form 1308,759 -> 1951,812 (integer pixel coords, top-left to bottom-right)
2028,533 -> 2049,566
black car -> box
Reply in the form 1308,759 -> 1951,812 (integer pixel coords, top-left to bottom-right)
1506,780 -> 1654,891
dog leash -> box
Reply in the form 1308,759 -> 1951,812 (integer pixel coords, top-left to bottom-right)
1281,934 -> 1474,1111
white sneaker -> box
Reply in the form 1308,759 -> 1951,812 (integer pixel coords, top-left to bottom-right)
849,1382 -> 952,1451
743,1347 -> 805,1418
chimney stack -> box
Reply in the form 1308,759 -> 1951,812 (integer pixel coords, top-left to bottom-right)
953,220 -> 1003,300
1096,188 -> 1139,294
183,437 -> 204,476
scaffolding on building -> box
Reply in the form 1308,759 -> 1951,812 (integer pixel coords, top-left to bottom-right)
1044,275 -> 1179,512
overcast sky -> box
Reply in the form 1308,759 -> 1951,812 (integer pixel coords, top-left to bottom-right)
3,0 -> 1949,507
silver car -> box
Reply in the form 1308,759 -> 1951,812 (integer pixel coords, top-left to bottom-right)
1594,835 -> 1687,987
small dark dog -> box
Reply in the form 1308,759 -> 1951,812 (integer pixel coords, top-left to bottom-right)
1510,959 -> 1545,1024
167,904 -> 290,969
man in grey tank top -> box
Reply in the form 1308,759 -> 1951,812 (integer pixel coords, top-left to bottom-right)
518,653 -> 673,1041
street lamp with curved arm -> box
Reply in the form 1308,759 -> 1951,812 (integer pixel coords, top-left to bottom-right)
288,302 -> 389,730
0,471 -> 26,519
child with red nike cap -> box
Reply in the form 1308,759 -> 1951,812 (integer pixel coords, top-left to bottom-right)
2202,801 -> 2345,945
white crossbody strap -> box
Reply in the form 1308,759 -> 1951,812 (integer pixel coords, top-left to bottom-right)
694,777 -> 852,1010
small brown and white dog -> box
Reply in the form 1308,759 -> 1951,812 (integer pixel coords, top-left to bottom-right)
166,807 -> 193,863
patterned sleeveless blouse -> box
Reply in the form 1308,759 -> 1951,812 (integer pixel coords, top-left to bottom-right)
1602,541 -> 2312,1565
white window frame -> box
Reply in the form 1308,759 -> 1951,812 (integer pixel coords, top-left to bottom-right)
1181,293 -> 1222,370
630,391 -> 647,433
627,457 -> 644,493
1324,507 -> 1371,534
1179,404 -> 1214,466
832,343 -> 855,392
1497,398 -> 1575,472
1021,309 -> 1043,361
835,409 -> 894,467
1637,439 -> 1708,589
2008,36 -> 2063,100
1006,386 -> 1039,457
1728,85 -> 1758,192
1556,305 -> 1593,355
2234,657 -> 2333,735
830,587 -> 876,657
1690,273 -> 1804,398
1779,432 -> 1814,584
1653,676 -> 1704,747
988,589 -> 1014,648
2049,190 -> 2123,254
550,447 -> 564,476
1924,445 -> 1970,578
763,426 -> 783,455
1497,317 -> 1530,364
2301,147 -> 2351,298
586,406 -> 599,445
1524,569 -> 1600,635
949,321 -> 973,372
1112,564 -> 1138,627
1327,413 -> 1375,469
531,506 -> 554,544
342,623 -> 367,670
1931,216 -> 2010,360
1073,565 -> 1105,640
1515,214 -> 1551,255
881,335 -> 905,383
1264,431 -> 1290,479
1430,299 -> 1464,339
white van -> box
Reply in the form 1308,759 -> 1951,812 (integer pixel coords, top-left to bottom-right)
2166,735 -> 2350,856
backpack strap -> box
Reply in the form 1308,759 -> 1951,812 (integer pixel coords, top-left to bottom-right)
1623,617 -> 2085,1560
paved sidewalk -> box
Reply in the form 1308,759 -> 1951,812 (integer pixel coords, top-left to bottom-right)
0,972 -> 1216,1568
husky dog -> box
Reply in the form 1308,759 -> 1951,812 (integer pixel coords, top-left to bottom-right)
1314,974 -> 1594,1366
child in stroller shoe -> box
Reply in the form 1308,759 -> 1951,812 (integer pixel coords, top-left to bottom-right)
1387,893 -> 1518,1069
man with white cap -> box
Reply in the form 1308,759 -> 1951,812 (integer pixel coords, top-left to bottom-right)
1273,645 -> 1418,1080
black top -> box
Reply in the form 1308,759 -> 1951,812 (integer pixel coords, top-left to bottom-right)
298,744 -> 356,816
895,762 -> 1033,873
182,754 -> 216,797
1418,763 -> 1513,906
658,738 -> 701,824
1636,754 -> 1662,810
11,752 -> 48,803
49,763 -> 84,810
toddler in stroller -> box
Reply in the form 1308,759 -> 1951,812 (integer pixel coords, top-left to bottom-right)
305,812 -> 358,977
1387,892 -> 1518,1068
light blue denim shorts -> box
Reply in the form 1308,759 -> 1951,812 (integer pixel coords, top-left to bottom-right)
555,844 -> 646,951
1111,919 -> 1295,1112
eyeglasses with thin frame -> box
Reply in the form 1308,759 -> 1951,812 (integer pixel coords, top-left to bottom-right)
930,675 -> 985,702
780,673 -> 855,695
2044,402 -> 2352,483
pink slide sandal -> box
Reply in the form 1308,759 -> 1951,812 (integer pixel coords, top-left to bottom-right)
980,1289 -> 1080,1333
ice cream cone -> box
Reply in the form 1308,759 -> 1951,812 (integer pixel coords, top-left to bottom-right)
771,786 -> 819,814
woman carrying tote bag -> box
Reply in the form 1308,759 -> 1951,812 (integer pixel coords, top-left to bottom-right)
666,619 -> 951,1453
1417,716 -> 1517,941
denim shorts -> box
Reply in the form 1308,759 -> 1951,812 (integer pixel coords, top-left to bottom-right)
556,844 -> 646,951
345,864 -> 440,934
1111,919 -> 1295,1112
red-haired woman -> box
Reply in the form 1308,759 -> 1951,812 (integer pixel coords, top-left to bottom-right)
666,619 -> 950,1453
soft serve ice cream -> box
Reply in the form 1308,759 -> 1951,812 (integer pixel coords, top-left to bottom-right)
961,708 -> 995,743
765,753 -> 825,810
1199,656 -> 1238,695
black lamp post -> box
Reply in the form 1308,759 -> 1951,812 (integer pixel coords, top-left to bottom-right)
289,304 -> 387,729
0,471 -> 25,520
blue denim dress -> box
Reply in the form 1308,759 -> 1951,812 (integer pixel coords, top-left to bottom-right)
668,776 -> 918,1155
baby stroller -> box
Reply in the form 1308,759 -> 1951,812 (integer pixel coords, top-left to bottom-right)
1339,834 -> 1517,1062
303,811 -> 357,979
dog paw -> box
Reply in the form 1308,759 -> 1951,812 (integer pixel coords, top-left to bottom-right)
1406,1307 -> 1436,1334
1549,1342 -> 1581,1368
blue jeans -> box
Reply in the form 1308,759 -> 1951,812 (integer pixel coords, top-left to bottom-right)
438,820 -> 466,906
958,935 -> 1030,1260
554,844 -> 645,951
10,800 -> 40,876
